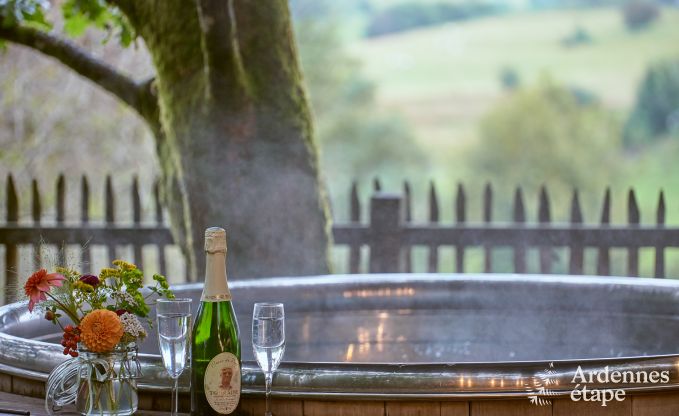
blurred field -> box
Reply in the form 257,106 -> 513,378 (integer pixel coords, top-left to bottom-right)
344,6 -> 679,277
350,7 -> 679,160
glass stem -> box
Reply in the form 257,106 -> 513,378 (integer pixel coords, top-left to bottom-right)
171,377 -> 179,416
265,372 -> 273,416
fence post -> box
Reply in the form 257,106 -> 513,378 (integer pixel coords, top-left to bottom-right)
369,193 -> 403,273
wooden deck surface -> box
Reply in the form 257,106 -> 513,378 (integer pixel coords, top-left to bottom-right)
0,391 -> 176,416
3,390 -> 679,416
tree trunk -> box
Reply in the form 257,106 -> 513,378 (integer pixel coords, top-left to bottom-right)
139,0 -> 332,279
0,0 -> 332,279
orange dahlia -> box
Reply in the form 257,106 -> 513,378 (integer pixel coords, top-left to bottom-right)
80,309 -> 124,353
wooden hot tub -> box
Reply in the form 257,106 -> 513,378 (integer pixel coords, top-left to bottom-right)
0,274 -> 678,415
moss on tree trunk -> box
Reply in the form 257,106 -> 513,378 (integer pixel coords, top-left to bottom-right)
142,0 -> 332,279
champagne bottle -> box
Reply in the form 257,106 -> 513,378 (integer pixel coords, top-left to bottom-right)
191,227 -> 241,415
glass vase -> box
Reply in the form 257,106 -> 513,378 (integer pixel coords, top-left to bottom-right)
75,343 -> 141,416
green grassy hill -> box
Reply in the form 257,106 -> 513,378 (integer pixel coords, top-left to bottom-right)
345,7 -> 679,277
350,7 -> 679,158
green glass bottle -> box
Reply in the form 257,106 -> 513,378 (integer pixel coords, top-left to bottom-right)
191,227 -> 242,415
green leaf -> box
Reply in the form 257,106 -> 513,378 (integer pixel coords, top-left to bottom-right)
0,0 -> 51,30
118,23 -> 132,47
58,0 -> 136,46
63,12 -> 89,37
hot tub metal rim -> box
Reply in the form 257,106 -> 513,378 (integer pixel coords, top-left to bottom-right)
220,273 -> 679,290
2,340 -> 679,399
2,274 -> 679,399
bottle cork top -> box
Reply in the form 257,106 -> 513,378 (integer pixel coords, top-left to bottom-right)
204,227 -> 227,253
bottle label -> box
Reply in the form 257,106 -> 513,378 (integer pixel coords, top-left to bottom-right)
204,352 -> 241,414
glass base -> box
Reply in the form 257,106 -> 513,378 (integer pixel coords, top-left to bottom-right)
75,378 -> 138,416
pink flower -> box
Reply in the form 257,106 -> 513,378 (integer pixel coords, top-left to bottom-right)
24,269 -> 65,312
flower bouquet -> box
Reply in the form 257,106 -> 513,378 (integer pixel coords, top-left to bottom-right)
25,260 -> 175,416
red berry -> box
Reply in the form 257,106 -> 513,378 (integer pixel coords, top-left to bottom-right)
64,325 -> 73,332
63,348 -> 69,355
69,351 -> 78,358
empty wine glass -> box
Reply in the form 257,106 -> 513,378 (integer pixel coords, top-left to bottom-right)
252,303 -> 285,416
157,298 -> 192,416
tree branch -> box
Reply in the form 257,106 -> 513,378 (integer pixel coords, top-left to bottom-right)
0,23 -> 159,127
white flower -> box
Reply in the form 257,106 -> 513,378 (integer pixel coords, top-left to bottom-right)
115,292 -> 136,304
120,312 -> 147,339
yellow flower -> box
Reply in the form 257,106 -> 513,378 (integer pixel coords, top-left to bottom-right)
80,309 -> 124,353
55,267 -> 79,276
73,281 -> 94,292
99,268 -> 118,279
113,260 -> 136,271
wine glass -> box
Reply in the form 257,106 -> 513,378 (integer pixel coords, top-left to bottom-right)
157,298 -> 192,416
252,303 -> 285,416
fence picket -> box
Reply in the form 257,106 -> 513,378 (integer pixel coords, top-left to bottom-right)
56,174 -> 65,224
55,174 -> 67,265
455,183 -> 466,273
538,186 -> 551,274
569,190 -> 584,275
483,183 -> 493,273
3,176 -> 679,288
627,189 -> 640,277
31,179 -> 41,270
373,178 -> 381,192
132,176 -> 143,270
403,181 -> 412,273
105,175 -> 116,264
655,191 -> 665,278
428,182 -> 439,272
5,175 -> 18,302
153,179 -> 166,277
349,181 -> 361,274
80,176 -> 91,274
597,188 -> 611,276
513,187 -> 526,273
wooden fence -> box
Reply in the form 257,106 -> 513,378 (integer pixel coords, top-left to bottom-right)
0,174 -> 676,301
337,180 -> 670,277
